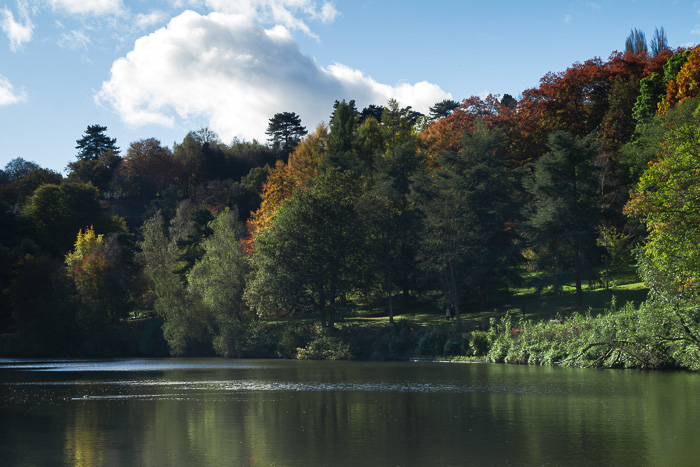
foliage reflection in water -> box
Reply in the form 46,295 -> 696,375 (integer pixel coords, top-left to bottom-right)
1,359 -> 699,467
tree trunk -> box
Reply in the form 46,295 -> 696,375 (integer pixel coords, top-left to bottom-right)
328,297 -> 335,330
388,293 -> 394,324
318,290 -> 326,328
386,271 -> 394,324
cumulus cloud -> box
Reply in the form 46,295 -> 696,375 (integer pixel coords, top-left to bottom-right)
0,74 -> 26,105
96,10 -> 450,143
1,1 -> 34,52
46,0 -> 126,17
204,0 -> 339,37
135,10 -> 168,29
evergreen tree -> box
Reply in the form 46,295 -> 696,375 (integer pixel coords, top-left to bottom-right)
650,27 -> 668,58
266,112 -> 307,157
524,131 -> 601,307
75,124 -> 119,161
625,28 -> 647,55
429,99 -> 459,120
414,125 -> 522,327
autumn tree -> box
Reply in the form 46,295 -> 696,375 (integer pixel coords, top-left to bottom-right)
120,139 -> 178,200
65,228 -> 137,352
246,124 -> 328,250
661,47 -> 700,113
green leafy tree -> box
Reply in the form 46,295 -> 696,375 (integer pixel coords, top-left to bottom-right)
328,100 -> 359,153
75,124 -> 119,161
153,268 -> 211,355
67,150 -> 122,196
187,208 -> 251,356
361,140 -> 424,321
524,131 -> 601,307
596,224 -> 632,287
632,73 -> 666,129
246,169 -> 367,328
3,158 -> 40,181
625,109 -> 700,295
621,98 -> 700,189
359,104 -> 384,124
414,125 -> 522,327
266,112 -> 308,157
23,182 -> 117,254
0,167 -> 63,206
8,253 -> 79,355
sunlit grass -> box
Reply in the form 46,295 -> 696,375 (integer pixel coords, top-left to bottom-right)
336,266 -> 648,329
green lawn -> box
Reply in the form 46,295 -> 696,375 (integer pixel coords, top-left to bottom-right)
339,266 -> 648,330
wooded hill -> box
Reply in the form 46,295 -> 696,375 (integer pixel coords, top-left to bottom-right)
2,32 -> 700,368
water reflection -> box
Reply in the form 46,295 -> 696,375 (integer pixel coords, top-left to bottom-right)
2,359 -> 700,466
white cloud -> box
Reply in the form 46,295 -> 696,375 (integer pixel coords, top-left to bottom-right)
135,10 -> 168,29
204,0 -> 339,37
564,14 -> 572,24
1,1 -> 34,52
46,0 -> 126,17
57,29 -> 90,49
0,74 -> 26,105
96,10 -> 450,143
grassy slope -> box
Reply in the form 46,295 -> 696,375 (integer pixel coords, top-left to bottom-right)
339,266 -> 648,330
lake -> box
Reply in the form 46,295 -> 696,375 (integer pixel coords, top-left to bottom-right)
1,358 -> 699,466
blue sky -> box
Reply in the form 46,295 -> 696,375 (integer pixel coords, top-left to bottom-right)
1,0 -> 699,173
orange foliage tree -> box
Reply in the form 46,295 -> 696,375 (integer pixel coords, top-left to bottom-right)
245,124 -> 329,252
660,46 -> 700,113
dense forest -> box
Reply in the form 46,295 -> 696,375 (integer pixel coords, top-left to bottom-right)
3,29 -> 700,369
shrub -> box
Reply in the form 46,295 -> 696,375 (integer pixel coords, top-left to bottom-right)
443,334 -> 467,356
296,334 -> 352,360
468,330 -> 491,356
417,329 -> 447,357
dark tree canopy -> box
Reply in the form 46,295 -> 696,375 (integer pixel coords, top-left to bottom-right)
4,157 -> 40,181
500,94 -> 518,109
625,28 -> 647,55
328,100 -> 359,153
650,27 -> 668,58
359,104 -> 384,124
265,112 -> 307,156
75,124 -> 119,161
429,99 -> 460,120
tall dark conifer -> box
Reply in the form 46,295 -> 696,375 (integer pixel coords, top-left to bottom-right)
524,131 -> 601,307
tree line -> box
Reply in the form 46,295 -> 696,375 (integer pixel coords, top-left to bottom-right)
2,29 -> 700,364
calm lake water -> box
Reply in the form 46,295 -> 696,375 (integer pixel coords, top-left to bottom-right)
1,359 -> 699,467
